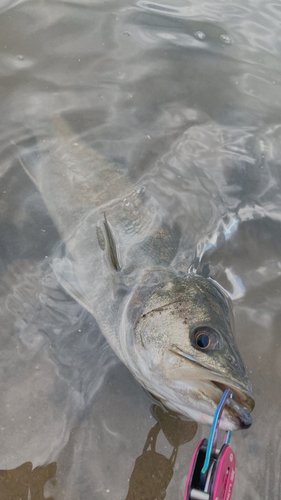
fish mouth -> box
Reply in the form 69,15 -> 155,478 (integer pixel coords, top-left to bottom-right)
207,380 -> 253,429
210,380 -> 254,414
163,346 -> 254,430
179,380 -> 253,430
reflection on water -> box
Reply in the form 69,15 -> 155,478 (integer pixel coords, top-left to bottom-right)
0,406 -> 196,500
126,406 -> 197,500
126,421 -> 177,500
0,462 -> 56,500
0,0 -> 281,498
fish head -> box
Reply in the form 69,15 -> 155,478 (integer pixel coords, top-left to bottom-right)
133,275 -> 254,431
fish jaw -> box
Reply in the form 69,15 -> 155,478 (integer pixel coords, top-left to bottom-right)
127,274 -> 254,431
162,347 -> 254,413
133,344 -> 253,431
162,360 -> 254,430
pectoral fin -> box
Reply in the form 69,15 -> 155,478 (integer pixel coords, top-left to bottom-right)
52,257 -> 93,314
96,213 -> 121,272
15,142 -> 42,189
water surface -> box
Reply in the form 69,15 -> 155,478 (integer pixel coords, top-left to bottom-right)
0,0 -> 281,499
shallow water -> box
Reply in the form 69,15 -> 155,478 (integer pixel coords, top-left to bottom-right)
0,0 -> 281,499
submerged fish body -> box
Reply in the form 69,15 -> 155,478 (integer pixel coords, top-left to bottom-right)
19,116 -> 254,430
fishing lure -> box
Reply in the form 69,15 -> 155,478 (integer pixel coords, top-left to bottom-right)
184,389 -> 236,500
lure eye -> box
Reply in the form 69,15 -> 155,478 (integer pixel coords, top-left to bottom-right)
191,326 -> 222,351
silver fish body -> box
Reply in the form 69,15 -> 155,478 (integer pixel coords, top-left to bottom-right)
18,117 -> 254,430
125,273 -> 254,429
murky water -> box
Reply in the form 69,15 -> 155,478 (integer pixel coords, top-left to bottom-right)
0,0 -> 281,499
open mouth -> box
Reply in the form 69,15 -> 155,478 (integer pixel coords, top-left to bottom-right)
211,380 -> 254,413
165,346 -> 254,428
209,380 -> 254,429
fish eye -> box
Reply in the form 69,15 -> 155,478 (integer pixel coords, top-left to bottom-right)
191,326 -> 221,351
195,331 -> 211,349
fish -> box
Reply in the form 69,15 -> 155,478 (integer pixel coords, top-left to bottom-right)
17,115 -> 254,431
